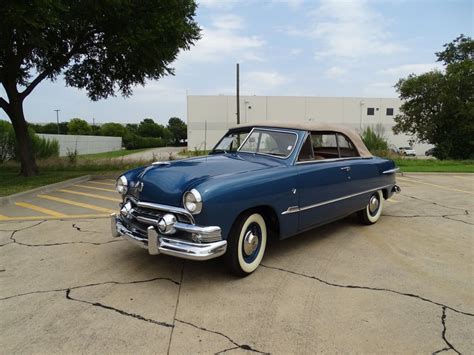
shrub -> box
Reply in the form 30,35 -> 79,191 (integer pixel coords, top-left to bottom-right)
0,120 -> 16,162
362,124 -> 389,152
0,120 -> 59,162
66,148 -> 78,165
123,133 -> 166,149
30,130 -> 60,159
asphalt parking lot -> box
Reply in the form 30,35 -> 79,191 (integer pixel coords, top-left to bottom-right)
1,174 -> 473,354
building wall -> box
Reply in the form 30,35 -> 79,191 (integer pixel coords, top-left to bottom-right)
38,134 -> 122,156
187,95 -> 433,155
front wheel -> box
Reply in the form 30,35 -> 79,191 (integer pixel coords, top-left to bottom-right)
225,212 -> 267,277
357,190 -> 384,225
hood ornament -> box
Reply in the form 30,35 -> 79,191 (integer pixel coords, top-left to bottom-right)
152,161 -> 171,166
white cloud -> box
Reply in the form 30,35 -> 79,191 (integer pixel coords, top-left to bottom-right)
211,14 -> 244,31
288,0 -> 404,59
179,14 -> 264,63
198,0 -> 238,9
241,71 -> 289,94
325,66 -> 347,78
378,63 -> 443,77
290,48 -> 302,56
271,0 -> 305,8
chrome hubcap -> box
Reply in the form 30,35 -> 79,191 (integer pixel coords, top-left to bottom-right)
369,195 -> 379,213
243,231 -> 259,256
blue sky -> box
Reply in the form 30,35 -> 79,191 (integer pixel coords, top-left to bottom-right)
1,0 -> 472,125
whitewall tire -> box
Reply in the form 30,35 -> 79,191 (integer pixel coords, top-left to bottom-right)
358,190 -> 384,225
225,212 -> 267,276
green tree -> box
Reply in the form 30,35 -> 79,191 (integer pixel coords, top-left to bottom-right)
138,118 -> 166,138
68,118 -> 92,135
393,35 -> 474,159
100,122 -> 127,137
168,117 -> 187,145
0,1 -> 200,176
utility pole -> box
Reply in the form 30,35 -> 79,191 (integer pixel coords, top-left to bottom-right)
54,109 -> 61,134
236,63 -> 240,125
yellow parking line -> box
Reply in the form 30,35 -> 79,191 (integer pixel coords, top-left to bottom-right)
73,184 -> 116,192
57,189 -> 121,202
15,202 -> 67,217
386,198 -> 399,203
398,177 -> 474,195
0,214 -> 111,222
87,181 -> 116,187
38,194 -> 116,213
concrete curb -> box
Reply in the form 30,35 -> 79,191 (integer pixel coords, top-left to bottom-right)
0,175 -> 91,207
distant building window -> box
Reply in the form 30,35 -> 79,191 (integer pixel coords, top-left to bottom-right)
386,108 -> 394,116
367,107 -> 375,116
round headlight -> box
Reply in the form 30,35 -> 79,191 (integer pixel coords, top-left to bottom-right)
183,189 -> 202,214
116,175 -> 128,195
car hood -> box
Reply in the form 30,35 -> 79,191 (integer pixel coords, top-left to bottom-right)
136,153 -> 284,206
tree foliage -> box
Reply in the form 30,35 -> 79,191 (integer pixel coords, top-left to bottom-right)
0,0 -> 200,175
168,117 -> 187,145
67,118 -> 91,135
393,35 -> 474,159
100,122 -> 127,137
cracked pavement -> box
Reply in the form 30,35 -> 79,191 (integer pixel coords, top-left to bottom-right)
1,173 -> 473,354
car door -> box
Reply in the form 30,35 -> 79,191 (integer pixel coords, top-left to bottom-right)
335,133 -> 379,212
296,132 -> 354,231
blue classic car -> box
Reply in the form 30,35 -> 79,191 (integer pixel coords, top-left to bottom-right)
111,123 -> 400,276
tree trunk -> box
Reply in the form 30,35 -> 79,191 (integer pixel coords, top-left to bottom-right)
1,84 -> 39,176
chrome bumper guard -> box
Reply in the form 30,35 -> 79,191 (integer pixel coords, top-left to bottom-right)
111,213 -> 227,261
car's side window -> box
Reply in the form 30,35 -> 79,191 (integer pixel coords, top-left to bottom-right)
337,134 -> 359,157
297,135 -> 314,161
311,133 -> 339,159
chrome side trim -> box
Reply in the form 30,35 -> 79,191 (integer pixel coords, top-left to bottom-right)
281,184 -> 392,215
382,168 -> 400,174
282,206 -> 299,215
137,201 -> 195,224
295,157 -> 372,165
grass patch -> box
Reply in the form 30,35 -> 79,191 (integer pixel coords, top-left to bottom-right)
178,148 -> 210,157
0,158 -> 150,196
394,158 -> 474,173
78,148 -> 148,160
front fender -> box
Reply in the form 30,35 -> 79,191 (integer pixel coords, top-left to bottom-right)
193,166 -> 298,239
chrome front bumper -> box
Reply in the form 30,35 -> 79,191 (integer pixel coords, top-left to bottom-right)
111,213 -> 227,261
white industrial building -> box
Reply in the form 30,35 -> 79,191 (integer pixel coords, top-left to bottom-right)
187,95 -> 432,155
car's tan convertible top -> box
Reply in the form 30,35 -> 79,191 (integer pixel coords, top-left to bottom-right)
232,121 -> 373,158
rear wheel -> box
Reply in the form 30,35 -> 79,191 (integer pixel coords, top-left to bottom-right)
357,190 -> 384,225
225,212 -> 267,277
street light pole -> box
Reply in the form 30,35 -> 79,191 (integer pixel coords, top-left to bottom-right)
54,109 -> 61,134
236,63 -> 240,125
359,101 -> 365,131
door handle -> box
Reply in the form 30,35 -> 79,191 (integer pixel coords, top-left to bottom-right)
340,166 -> 351,172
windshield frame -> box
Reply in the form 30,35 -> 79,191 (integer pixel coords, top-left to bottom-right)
237,127 -> 299,159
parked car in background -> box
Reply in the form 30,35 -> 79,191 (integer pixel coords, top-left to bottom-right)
425,147 -> 436,156
388,144 -> 400,155
399,146 -> 416,156
112,123 -> 400,276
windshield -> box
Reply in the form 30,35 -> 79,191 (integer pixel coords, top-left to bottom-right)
212,129 -> 250,153
239,129 -> 297,158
